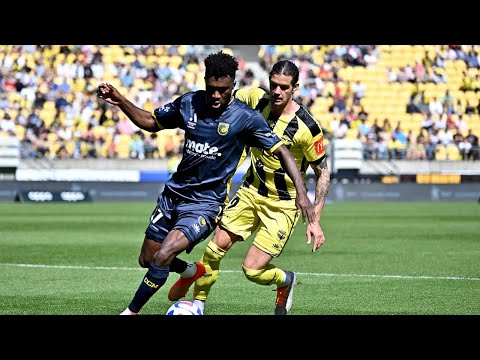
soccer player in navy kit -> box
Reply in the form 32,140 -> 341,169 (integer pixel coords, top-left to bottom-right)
96,51 -> 314,315
169,59 -> 330,315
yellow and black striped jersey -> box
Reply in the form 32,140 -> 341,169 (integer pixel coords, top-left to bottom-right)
234,87 -> 326,200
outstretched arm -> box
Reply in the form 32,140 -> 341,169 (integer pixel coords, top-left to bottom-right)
272,144 -> 315,225
306,157 -> 330,252
97,82 -> 160,132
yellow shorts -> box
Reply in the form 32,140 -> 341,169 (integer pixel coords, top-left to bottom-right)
219,186 -> 300,257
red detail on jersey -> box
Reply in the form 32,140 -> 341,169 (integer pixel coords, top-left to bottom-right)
314,138 -> 324,155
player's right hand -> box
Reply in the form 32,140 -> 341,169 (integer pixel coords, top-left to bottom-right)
306,222 -> 325,253
97,83 -> 123,105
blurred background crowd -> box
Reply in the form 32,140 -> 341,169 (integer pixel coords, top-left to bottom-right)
0,44 -> 479,163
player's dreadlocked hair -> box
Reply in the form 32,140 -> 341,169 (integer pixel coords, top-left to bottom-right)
270,59 -> 299,85
204,50 -> 239,80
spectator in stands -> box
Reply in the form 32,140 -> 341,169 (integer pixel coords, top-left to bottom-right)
143,133 -> 159,159
357,117 -> 371,137
464,101 -> 476,115
331,94 -> 347,113
458,137 -> 472,160
456,115 -> 468,135
363,133 -> 378,159
0,113 -> 15,133
406,132 -> 427,160
427,128 -> 440,160
370,117 -> 383,139
445,114 -> 458,131
376,133 -> 389,159
363,47 -> 378,68
413,60 -> 427,82
466,129 -> 479,160
388,134 -> 406,160
433,113 -> 447,131
460,70 -> 474,91
406,93 -> 421,113
421,112 -> 434,133
129,132 -> 145,160
382,118 -> 392,134
417,90 -> 430,113
117,115 -> 136,135
352,80 -> 366,100
441,89 -> 455,114
429,96 -> 444,115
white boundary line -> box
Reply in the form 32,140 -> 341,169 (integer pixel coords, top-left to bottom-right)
1,263 -> 479,281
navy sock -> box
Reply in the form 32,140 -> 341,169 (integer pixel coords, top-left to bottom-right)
170,257 -> 188,273
128,261 -> 169,313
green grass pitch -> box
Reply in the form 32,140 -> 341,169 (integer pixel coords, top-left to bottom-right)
0,201 -> 479,315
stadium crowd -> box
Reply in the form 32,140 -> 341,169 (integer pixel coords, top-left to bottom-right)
0,45 -> 479,162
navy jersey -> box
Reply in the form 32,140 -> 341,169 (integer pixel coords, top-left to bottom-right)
153,90 -> 282,204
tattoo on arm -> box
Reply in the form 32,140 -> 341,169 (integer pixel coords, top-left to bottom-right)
312,158 -> 330,210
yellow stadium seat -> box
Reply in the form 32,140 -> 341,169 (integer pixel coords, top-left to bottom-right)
435,145 -> 447,160
446,144 -> 461,161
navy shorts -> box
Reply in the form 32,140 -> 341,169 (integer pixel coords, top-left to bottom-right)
145,191 -> 222,253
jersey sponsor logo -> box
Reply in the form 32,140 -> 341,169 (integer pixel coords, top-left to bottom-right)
143,277 -> 160,289
314,137 -> 324,155
217,122 -> 229,136
185,139 -> 222,158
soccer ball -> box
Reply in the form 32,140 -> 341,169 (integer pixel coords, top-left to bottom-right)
166,301 -> 203,315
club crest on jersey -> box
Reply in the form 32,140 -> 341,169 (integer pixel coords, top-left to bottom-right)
217,122 -> 229,136
198,216 -> 207,227
277,230 -> 287,241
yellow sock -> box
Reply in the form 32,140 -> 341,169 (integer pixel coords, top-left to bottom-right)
193,240 -> 226,301
242,264 -> 286,286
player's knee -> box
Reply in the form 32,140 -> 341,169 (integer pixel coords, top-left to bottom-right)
152,249 -> 172,267
212,227 -> 236,250
242,265 -> 269,285
138,254 -> 150,268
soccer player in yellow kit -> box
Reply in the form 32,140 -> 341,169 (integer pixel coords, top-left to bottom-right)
169,59 -> 330,315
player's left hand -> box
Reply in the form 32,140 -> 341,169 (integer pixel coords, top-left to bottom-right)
306,222 -> 325,253
295,192 -> 315,225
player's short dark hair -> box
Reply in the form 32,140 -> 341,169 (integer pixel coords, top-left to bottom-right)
204,50 -> 238,80
270,59 -> 299,85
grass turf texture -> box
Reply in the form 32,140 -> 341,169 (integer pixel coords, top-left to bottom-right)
0,201 -> 479,315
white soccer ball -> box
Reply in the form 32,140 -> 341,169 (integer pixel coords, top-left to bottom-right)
166,301 -> 203,315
